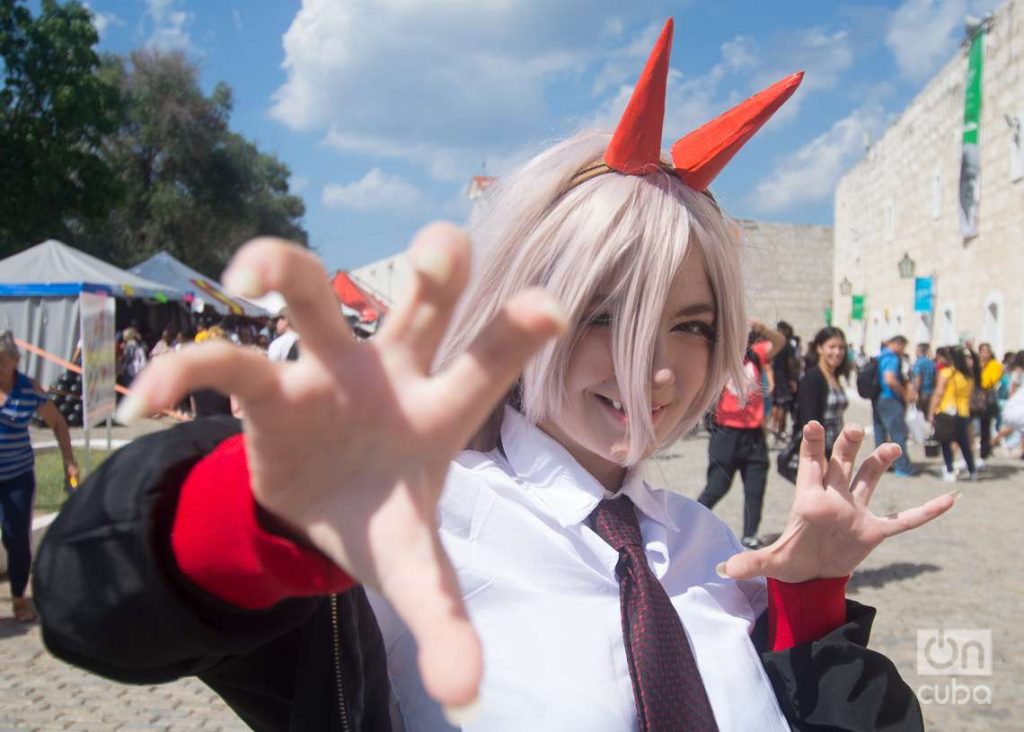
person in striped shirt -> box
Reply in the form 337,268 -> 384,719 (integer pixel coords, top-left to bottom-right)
0,331 -> 78,622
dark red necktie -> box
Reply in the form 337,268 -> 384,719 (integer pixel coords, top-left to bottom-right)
591,496 -> 718,732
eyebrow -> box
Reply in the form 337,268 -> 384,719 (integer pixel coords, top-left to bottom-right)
675,302 -> 716,318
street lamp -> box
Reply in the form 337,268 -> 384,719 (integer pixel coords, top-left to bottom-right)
839,276 -> 852,296
898,252 -> 916,279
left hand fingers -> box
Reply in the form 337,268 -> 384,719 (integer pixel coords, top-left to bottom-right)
877,492 -> 957,538
823,424 -> 865,494
717,545 -> 769,580
849,442 -> 902,507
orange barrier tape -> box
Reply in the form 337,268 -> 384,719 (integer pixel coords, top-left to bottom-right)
13,337 -> 187,421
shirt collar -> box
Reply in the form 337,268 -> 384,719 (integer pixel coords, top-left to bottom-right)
498,406 -> 680,532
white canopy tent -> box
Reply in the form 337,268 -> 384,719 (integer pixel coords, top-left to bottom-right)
0,240 -> 186,387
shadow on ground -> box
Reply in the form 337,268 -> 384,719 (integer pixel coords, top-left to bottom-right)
978,462 -> 1024,481
0,617 -> 37,640
847,562 -> 941,593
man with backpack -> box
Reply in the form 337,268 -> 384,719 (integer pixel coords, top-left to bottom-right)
698,321 -> 785,548
868,335 -> 917,477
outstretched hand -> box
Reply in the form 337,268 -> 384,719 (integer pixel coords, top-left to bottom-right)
118,223 -> 567,715
720,421 -> 956,583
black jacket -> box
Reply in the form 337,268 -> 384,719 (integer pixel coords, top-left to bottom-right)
34,418 -> 923,731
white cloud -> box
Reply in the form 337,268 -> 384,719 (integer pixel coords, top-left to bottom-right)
84,3 -> 124,37
271,1 -> 648,179
747,104 -> 886,213
745,27 -> 853,127
146,0 -> 194,52
886,0 -> 964,80
232,9 -> 243,31
289,175 -> 309,194
271,2 -> 860,187
322,169 -> 426,212
886,0 -> 1002,81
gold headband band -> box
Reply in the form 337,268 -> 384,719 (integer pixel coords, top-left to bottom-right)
561,159 -> 720,207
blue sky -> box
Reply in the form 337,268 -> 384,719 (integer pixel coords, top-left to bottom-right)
79,0 -> 1002,272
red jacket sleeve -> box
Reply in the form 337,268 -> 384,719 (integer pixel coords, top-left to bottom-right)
170,433 -> 355,609
766,575 -> 849,651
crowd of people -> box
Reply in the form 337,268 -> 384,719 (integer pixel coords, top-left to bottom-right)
110,311 -> 303,418
695,323 -> 1024,547
871,337 -> 1024,481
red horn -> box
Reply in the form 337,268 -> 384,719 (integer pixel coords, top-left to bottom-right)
605,19 -> 674,175
672,71 -> 804,191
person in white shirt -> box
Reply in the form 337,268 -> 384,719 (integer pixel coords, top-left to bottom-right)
50,18 -> 955,732
266,310 -> 299,362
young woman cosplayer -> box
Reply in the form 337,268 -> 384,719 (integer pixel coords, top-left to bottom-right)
35,21 -> 953,732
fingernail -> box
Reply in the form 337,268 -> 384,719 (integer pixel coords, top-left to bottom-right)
947,488 -> 962,503
443,698 -> 481,726
535,296 -> 569,331
222,266 -> 263,298
115,393 -> 147,426
411,244 -> 452,285
715,561 -> 730,578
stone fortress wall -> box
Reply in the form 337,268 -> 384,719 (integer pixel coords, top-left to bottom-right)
834,0 -> 1024,356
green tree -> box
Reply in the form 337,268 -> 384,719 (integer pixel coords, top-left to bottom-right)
0,0 -> 122,256
89,50 -> 307,277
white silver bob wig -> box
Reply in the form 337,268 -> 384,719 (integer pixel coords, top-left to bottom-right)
438,131 -> 748,465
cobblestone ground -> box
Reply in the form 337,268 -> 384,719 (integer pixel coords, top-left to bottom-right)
646,398 -> 1022,731
3,403 -> 1020,730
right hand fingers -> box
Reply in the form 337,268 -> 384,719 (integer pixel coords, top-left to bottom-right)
222,238 -> 353,361
377,222 -> 471,373
116,342 -> 277,423
435,288 -> 567,449
377,523 -> 483,713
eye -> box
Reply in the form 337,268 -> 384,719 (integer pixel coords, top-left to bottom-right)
587,312 -> 613,328
673,320 -> 718,343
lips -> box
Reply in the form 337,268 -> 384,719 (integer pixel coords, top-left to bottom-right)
596,394 -> 670,422
596,394 -> 627,420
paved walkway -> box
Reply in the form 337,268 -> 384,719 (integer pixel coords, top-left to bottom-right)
2,403 -> 1019,730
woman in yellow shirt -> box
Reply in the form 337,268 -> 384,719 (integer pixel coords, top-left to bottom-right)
929,347 -> 976,481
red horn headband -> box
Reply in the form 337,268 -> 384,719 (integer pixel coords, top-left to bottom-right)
571,19 -> 803,192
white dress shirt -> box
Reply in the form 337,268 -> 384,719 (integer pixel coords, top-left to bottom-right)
368,407 -> 790,731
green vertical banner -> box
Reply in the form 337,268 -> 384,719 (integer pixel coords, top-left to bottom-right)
851,295 -> 864,321
959,31 -> 984,239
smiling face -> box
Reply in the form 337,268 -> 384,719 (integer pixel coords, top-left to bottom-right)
537,246 -> 715,489
817,336 -> 847,374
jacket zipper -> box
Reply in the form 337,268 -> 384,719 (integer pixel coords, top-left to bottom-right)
329,594 -> 353,732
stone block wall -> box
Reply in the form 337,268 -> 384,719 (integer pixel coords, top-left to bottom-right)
737,218 -> 835,346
